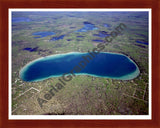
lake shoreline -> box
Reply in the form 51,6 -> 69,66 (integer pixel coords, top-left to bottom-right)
19,52 -> 140,82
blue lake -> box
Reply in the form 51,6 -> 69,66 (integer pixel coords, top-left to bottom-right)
20,52 -> 140,82
23,47 -> 38,52
136,40 -> 148,45
93,31 -> 110,38
67,39 -> 72,41
32,31 -> 56,38
12,17 -> 31,23
92,39 -> 104,42
76,21 -> 98,32
50,35 -> 65,41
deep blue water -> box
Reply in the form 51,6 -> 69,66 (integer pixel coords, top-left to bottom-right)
20,52 -> 139,82
136,40 -> 148,45
76,21 -> 98,32
50,35 -> 65,41
92,39 -> 104,42
93,31 -> 110,38
32,31 -> 55,38
12,17 -> 31,23
23,47 -> 38,52
67,39 -> 72,41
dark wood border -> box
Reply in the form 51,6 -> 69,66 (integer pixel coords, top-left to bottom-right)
0,0 -> 159,127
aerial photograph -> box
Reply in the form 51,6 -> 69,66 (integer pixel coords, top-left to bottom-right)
10,10 -> 150,116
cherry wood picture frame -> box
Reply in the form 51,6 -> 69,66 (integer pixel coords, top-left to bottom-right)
0,0 -> 160,128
